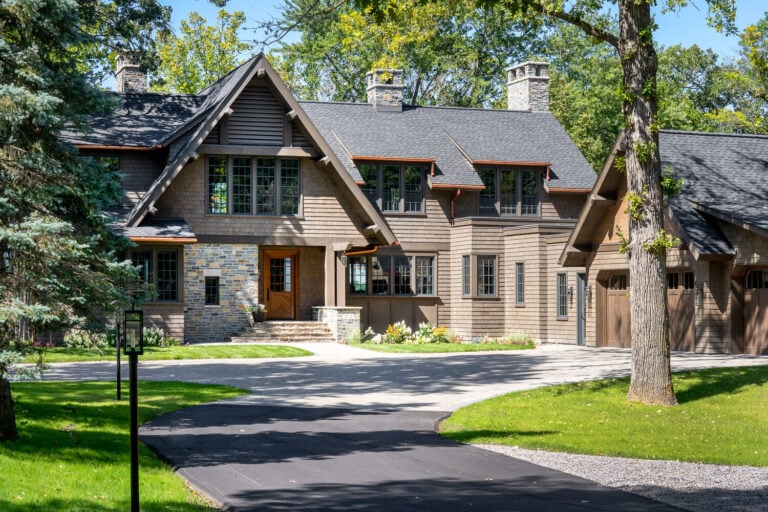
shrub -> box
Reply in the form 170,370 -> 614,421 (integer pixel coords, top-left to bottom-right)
64,328 -> 109,354
383,321 -> 412,344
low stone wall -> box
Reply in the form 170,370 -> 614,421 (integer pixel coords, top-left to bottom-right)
313,307 -> 362,343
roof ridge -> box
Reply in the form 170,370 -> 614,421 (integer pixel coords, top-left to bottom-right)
112,91 -> 205,99
661,129 -> 768,141
299,100 -> 551,114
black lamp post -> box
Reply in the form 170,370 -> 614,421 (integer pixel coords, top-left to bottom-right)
114,322 -> 122,400
123,309 -> 143,512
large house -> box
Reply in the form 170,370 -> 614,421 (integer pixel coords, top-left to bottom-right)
63,54 -> 596,343
560,130 -> 768,355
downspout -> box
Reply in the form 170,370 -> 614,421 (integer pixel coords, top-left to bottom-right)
450,188 -> 461,221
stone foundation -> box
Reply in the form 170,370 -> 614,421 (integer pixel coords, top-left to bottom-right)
313,306 -> 362,343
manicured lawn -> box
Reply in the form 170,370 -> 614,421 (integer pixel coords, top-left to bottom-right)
349,341 -> 535,353
24,344 -> 311,364
0,380 -> 247,511
440,366 -> 768,466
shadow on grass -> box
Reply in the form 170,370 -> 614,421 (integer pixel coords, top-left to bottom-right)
674,366 -> 768,404
0,498 -> 213,512
441,429 -> 560,444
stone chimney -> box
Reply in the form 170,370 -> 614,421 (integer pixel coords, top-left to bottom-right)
366,69 -> 404,112
115,53 -> 147,93
506,62 -> 549,111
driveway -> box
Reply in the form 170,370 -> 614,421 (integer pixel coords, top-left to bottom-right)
46,344 -> 767,511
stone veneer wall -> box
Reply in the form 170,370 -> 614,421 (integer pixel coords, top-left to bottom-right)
184,243 -> 259,343
314,307 -> 361,343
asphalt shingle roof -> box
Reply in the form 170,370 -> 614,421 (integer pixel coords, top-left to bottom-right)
61,93 -> 205,147
660,130 -> 768,249
300,102 -> 596,190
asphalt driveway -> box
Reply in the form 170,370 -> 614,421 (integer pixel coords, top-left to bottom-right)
46,344 -> 767,511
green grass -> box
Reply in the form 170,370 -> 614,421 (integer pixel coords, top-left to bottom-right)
349,341 -> 535,353
0,380 -> 248,511
440,366 -> 768,466
24,344 -> 311,363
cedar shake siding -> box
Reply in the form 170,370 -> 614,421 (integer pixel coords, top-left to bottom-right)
65,53 -> 598,344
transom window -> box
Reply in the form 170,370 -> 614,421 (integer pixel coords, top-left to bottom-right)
207,156 -> 301,216
746,270 -> 768,289
131,248 -> 180,302
478,167 -> 540,216
461,254 -> 498,298
358,162 -> 425,213
347,254 -> 435,296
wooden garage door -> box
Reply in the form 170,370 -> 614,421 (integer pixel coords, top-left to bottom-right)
605,274 -> 630,348
667,271 -> 695,352
744,270 -> 768,355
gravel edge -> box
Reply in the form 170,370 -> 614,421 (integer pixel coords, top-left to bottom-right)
474,444 -> 768,512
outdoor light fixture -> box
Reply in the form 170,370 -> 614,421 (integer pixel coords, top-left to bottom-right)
696,281 -> 705,308
567,286 -> 574,305
340,254 -> 348,267
586,285 -> 593,305
123,308 -> 144,512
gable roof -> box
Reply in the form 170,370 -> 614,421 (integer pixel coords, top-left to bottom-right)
560,130 -> 768,266
300,102 -> 596,191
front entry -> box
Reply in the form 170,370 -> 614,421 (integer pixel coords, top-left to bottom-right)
263,249 -> 299,320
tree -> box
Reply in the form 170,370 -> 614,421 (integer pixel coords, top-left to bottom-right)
0,0 -> 177,441
152,9 -> 252,94
353,0 -> 738,405
267,0 -> 545,106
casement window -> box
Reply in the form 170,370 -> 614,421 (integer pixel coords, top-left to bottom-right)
347,254 -> 435,296
668,271 -> 695,290
358,162 -> 425,213
747,270 -> 768,289
461,255 -> 499,298
207,156 -> 301,216
557,273 -> 568,319
205,276 -> 220,306
131,248 -> 180,302
515,262 -> 525,305
478,167 -> 541,216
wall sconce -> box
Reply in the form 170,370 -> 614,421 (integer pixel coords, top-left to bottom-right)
695,281 -> 704,308
586,285 -> 593,305
340,254 -> 348,267
567,286 -> 574,306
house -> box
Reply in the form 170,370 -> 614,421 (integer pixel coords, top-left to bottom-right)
560,130 -> 768,355
62,54 -> 596,343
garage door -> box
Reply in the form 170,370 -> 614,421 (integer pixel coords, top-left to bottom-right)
603,271 -> 695,350
744,270 -> 768,355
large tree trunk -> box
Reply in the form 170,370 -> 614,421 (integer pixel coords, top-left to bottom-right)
0,377 -> 18,441
618,0 -> 677,405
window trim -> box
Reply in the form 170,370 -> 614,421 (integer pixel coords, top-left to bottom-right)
477,167 -> 542,217
557,272 -> 568,319
476,254 -> 498,297
130,247 -> 182,304
358,161 -> 426,214
461,254 -> 501,299
515,262 -> 525,306
346,253 -> 436,297
204,276 -> 220,306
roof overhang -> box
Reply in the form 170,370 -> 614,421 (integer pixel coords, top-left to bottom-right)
129,236 -> 198,244
77,144 -> 163,151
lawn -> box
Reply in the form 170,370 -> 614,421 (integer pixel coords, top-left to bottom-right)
349,341 -> 535,353
0,380 -> 248,511
440,366 -> 768,467
24,344 -> 311,363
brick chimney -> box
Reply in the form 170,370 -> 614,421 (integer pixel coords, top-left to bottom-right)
506,62 -> 549,111
115,53 -> 147,93
366,69 -> 404,112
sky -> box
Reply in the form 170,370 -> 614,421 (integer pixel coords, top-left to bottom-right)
164,0 -> 767,60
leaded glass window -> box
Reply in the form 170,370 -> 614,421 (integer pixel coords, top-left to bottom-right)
232,157 -> 252,214
255,158 -> 276,214
477,255 -> 496,296
415,256 -> 434,295
208,156 -> 228,214
280,158 -> 300,216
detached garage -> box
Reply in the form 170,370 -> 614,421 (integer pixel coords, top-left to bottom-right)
561,130 -> 768,355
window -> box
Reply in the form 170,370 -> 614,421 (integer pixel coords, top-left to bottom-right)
667,272 -> 680,289
557,273 -> 568,318
205,276 -> 220,305
357,162 -> 425,213
477,255 -> 497,297
131,248 -> 180,303
747,270 -> 768,289
207,156 -> 301,216
609,274 -> 628,290
477,167 -> 541,216
347,254 -> 435,296
515,262 -> 525,305
683,272 -> 695,290
208,156 -> 228,214
461,256 -> 471,296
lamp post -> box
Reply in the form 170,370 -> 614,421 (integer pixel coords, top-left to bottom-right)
123,309 -> 144,512
115,322 -> 121,400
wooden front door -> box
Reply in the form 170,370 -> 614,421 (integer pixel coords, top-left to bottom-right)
263,250 -> 298,320
744,270 -> 768,355
605,273 -> 630,348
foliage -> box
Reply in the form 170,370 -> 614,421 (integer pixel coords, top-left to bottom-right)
267,0 -> 544,106
660,167 -> 684,199
440,366 -> 768,466
643,229 -> 681,254
350,341 -> 535,353
383,320 -> 413,344
64,328 -> 110,354
152,9 -> 252,93
0,381 -> 246,509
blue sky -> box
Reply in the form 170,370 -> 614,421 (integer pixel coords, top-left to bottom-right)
164,1 -> 766,60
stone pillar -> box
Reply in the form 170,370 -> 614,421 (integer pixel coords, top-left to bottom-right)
506,62 -> 549,111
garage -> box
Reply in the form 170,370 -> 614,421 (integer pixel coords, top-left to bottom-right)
744,269 -> 768,355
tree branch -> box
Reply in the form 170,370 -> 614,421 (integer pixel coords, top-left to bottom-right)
516,1 -> 619,49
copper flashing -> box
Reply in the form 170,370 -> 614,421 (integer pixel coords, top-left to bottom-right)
547,187 -> 592,194
473,160 -> 551,167
344,245 -> 380,256
129,236 -> 198,244
430,183 -> 485,191
353,156 -> 436,164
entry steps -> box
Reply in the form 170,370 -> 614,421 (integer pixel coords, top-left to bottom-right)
231,320 -> 334,343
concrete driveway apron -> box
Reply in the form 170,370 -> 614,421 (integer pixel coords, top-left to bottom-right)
46,344 -> 767,511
